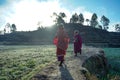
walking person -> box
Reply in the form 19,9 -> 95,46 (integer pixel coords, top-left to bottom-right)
73,30 -> 82,56
53,24 -> 69,66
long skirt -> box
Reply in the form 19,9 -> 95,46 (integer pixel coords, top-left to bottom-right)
74,43 -> 82,53
56,48 -> 65,61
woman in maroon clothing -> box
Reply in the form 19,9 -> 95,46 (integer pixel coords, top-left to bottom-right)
73,30 -> 82,56
53,24 -> 69,66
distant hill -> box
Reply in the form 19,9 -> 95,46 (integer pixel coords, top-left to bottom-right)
65,23 -> 120,47
0,23 -> 120,47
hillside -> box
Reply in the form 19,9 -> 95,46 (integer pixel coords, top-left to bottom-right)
0,23 -> 120,47
65,23 -> 120,47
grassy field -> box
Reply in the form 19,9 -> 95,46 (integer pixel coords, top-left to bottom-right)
0,45 -> 120,80
104,48 -> 120,73
0,45 -> 60,80
103,48 -> 120,79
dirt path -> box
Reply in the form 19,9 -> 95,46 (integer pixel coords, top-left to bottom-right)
31,47 -> 100,80
31,54 -> 88,80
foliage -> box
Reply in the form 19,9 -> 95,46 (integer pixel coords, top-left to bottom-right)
90,13 -> 98,28
78,13 -> 84,25
3,23 -> 17,34
91,13 -> 98,21
11,24 -> 17,32
70,13 -> 79,23
53,12 -> 66,25
114,23 -> 120,32
100,15 -> 110,30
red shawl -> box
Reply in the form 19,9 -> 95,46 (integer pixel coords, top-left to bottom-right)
54,29 -> 69,51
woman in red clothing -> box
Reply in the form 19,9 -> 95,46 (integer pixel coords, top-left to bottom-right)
73,30 -> 82,56
54,24 -> 69,66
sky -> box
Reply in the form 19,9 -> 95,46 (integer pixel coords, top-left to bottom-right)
0,0 -> 120,31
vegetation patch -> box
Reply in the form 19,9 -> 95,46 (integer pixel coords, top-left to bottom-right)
0,45 -> 56,80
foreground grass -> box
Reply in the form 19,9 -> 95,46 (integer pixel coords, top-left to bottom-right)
0,45 -> 57,80
103,48 -> 120,80
0,45 -> 120,80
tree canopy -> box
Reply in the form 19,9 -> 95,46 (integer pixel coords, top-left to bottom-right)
100,15 -> 110,30
90,13 -> 98,28
11,24 -> 17,32
53,12 -> 66,25
78,13 -> 84,25
70,13 -> 79,23
115,24 -> 120,32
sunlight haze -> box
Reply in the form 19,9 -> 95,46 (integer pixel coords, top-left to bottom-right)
0,0 -> 94,31
0,0 -> 120,31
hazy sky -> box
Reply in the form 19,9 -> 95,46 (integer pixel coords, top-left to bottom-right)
0,0 -> 120,31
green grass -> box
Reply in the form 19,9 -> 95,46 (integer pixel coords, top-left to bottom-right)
103,48 -> 120,72
102,48 -> 120,80
0,45 -> 57,80
0,45 -> 120,80
103,48 -> 120,60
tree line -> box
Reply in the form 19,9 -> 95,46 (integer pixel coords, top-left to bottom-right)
2,23 -> 17,34
52,12 -> 110,30
52,12 -> 120,32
